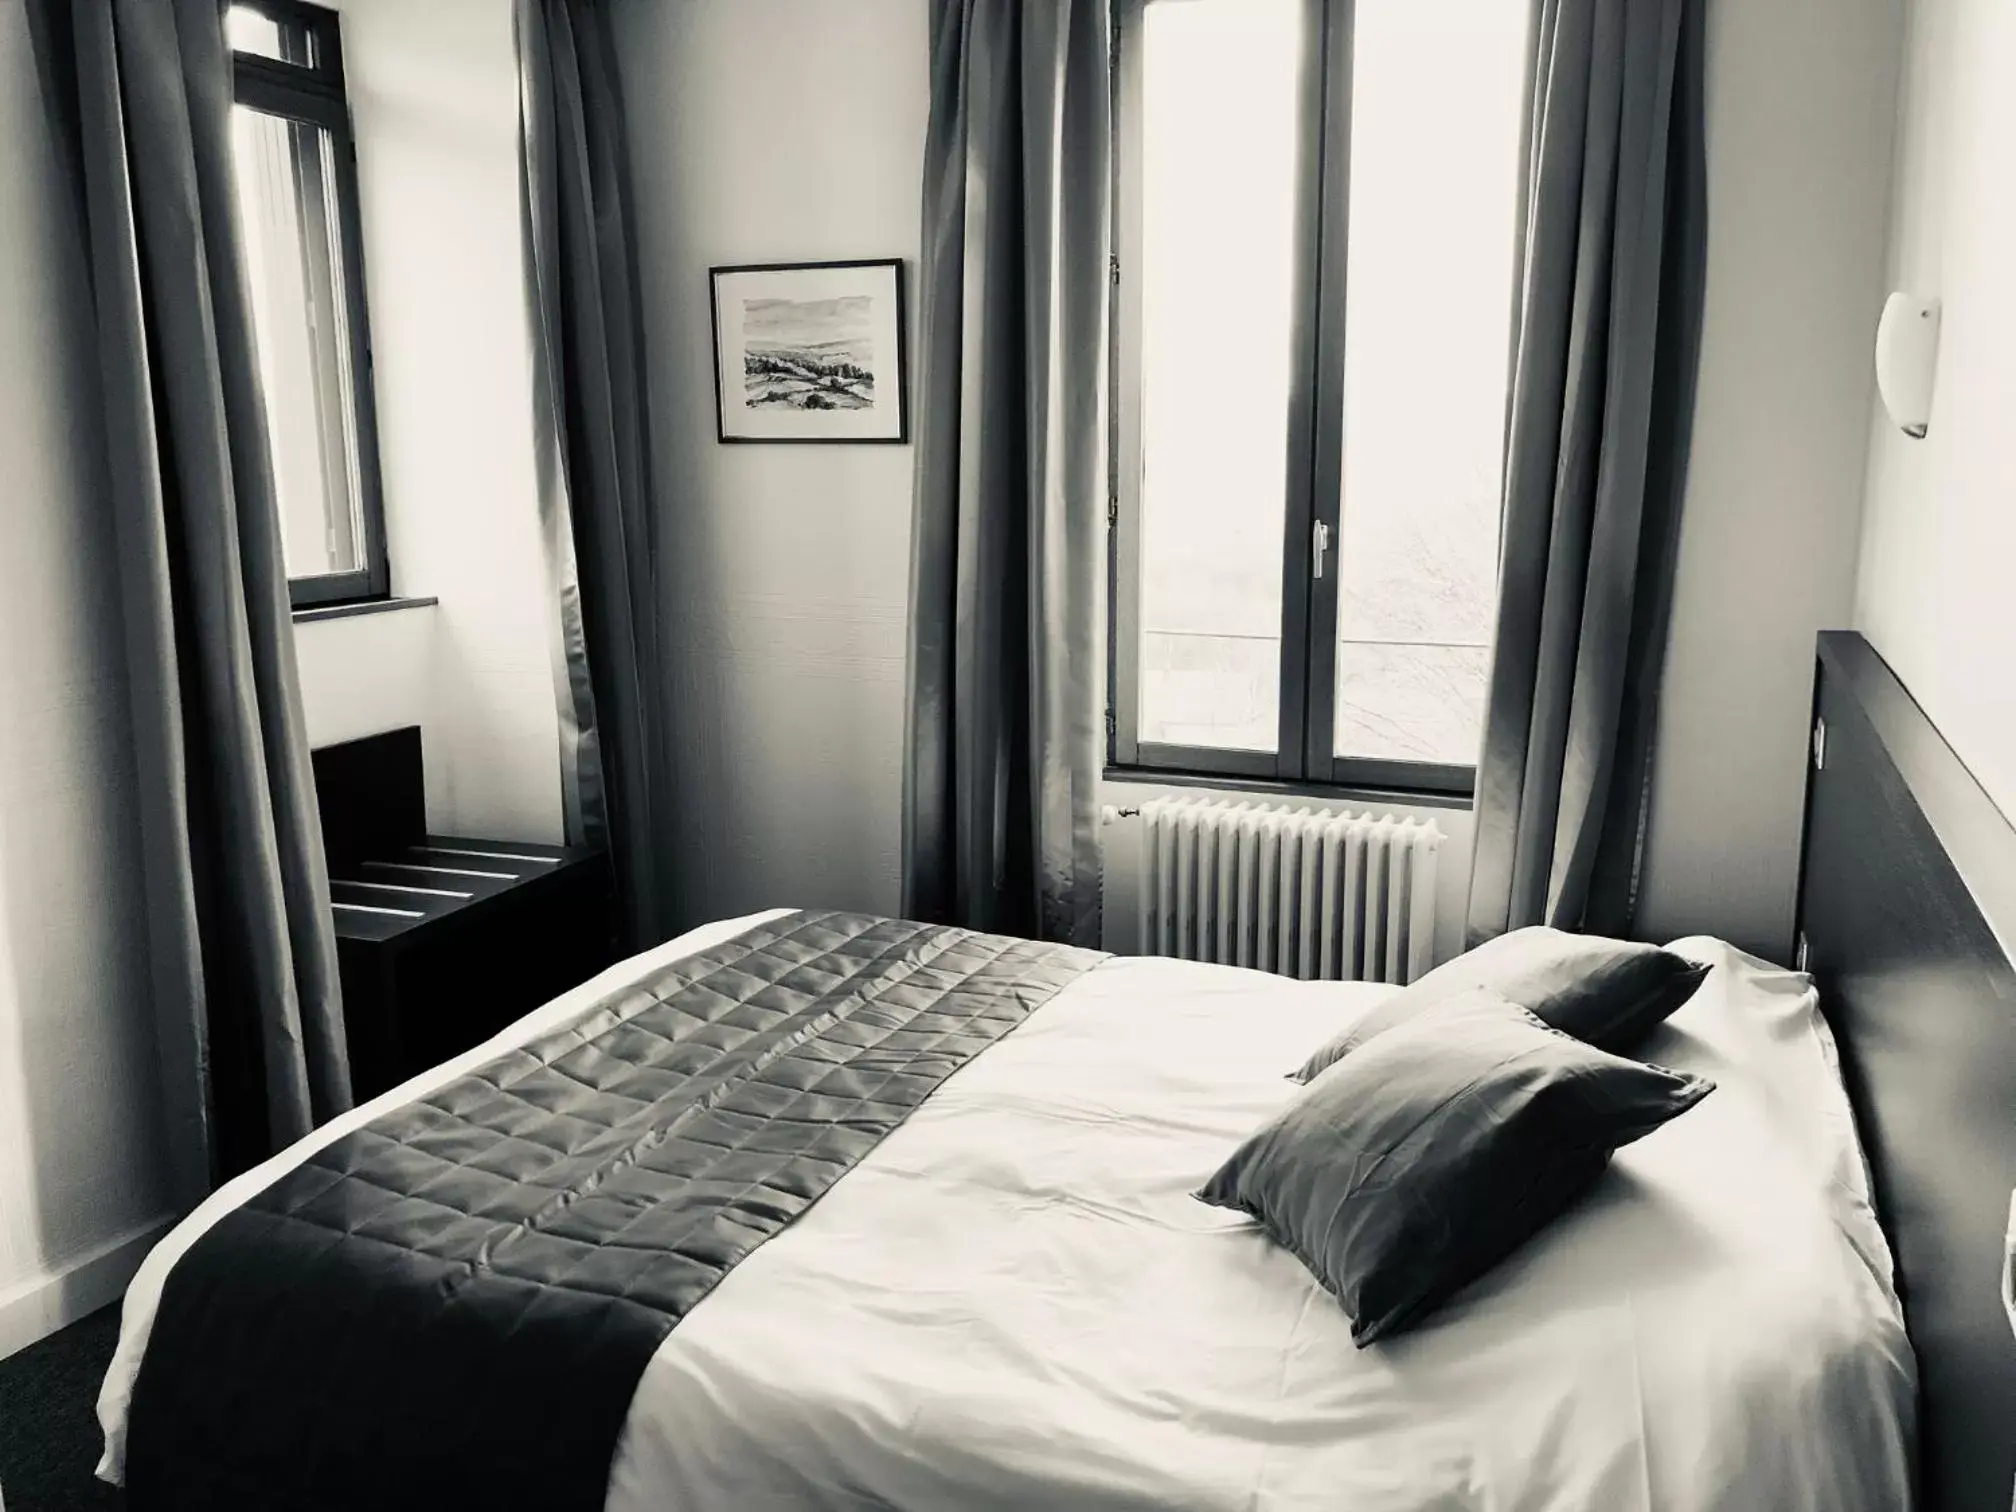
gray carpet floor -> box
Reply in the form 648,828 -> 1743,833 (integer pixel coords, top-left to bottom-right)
0,1306 -> 123,1511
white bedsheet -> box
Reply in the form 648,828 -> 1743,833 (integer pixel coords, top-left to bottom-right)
101,914 -> 1914,1511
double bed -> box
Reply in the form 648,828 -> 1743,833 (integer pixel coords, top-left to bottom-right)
94,633 -> 2016,1510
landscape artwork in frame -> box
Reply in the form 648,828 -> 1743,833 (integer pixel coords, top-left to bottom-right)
710,259 -> 908,443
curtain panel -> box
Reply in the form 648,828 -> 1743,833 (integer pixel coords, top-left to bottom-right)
28,0 -> 351,1202
1466,0 -> 1709,945
903,0 -> 1111,947
516,0 -> 671,950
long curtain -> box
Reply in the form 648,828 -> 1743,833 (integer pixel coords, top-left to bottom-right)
1466,0 -> 1708,945
29,0 -> 350,1203
903,0 -> 1110,947
516,0 -> 668,950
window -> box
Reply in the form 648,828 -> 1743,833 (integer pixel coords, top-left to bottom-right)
227,0 -> 388,606
1110,0 -> 1529,795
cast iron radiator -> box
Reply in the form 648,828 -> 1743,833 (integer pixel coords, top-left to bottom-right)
1104,796 -> 1443,983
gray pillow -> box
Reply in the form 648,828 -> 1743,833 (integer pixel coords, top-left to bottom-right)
1200,989 -> 1713,1346
1294,925 -> 1709,1082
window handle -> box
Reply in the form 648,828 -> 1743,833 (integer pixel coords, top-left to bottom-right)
1312,519 -> 1332,580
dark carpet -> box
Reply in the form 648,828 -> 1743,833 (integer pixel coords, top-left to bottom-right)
0,1305 -> 124,1510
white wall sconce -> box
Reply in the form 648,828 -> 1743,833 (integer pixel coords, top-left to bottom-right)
1875,291 -> 1941,439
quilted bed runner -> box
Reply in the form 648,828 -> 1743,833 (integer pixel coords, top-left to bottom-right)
124,910 -> 1104,1510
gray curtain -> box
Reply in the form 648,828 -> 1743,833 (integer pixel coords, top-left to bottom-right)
1466,0 -> 1708,945
29,0 -> 351,1202
516,0 -> 669,949
904,0 -> 1110,946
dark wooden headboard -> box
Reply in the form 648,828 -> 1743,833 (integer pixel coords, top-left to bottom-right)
1796,631 -> 2016,1512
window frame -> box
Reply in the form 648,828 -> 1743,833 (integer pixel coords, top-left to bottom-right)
1108,0 -> 1483,800
228,0 -> 391,609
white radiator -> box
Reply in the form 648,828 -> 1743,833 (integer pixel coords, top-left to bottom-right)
1103,797 -> 1443,985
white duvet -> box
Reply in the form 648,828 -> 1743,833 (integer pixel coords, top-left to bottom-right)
101,910 -> 1915,1511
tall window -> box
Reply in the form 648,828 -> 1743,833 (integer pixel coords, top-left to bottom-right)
227,0 -> 388,607
1110,0 -> 1529,795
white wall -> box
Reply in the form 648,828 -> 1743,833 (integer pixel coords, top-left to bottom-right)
0,0 -> 173,1357
1852,0 -> 2016,822
1633,0 -> 1908,959
612,0 -> 926,926
295,0 -> 562,844
294,606 -> 450,822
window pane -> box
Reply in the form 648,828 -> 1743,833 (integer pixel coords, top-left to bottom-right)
227,6 -> 322,69
1136,0 -> 1301,753
230,105 -> 368,582
1332,0 -> 1528,766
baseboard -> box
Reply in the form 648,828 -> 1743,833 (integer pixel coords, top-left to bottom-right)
0,1215 -> 175,1362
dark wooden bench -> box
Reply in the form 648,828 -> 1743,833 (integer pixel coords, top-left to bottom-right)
311,726 -> 616,1100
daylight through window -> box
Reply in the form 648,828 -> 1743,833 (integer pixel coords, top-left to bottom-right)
226,0 -> 388,608
1114,0 -> 1529,792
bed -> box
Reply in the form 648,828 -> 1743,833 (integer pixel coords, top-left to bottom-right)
92,630 -> 2015,1512
98,914 -> 1911,1509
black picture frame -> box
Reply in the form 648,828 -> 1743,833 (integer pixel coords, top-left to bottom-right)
708,258 -> 909,445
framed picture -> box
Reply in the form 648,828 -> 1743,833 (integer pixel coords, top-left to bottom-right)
709,258 -> 908,444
